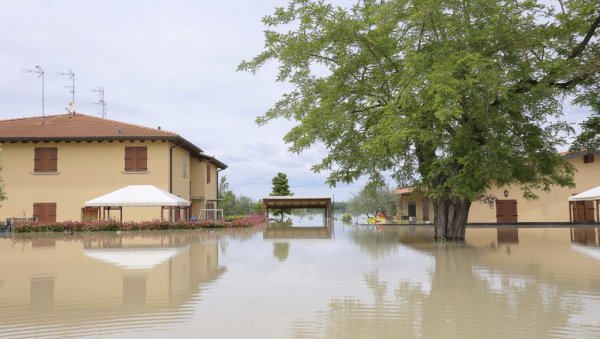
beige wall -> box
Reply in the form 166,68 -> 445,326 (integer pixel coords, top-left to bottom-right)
396,154 -> 600,223
469,155 -> 600,222
0,140 -> 215,222
397,195 -> 434,222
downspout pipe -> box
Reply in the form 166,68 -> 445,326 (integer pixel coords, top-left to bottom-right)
169,142 -> 181,193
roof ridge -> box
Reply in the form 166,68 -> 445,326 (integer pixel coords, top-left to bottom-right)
0,113 -> 70,123
71,113 -> 179,136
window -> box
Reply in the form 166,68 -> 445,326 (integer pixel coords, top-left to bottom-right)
34,147 -> 58,172
33,203 -> 57,223
584,154 -> 595,164
206,164 -> 211,183
124,146 -> 148,172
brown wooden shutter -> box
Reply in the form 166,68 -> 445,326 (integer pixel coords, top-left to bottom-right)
33,203 -> 43,222
124,147 -> 135,171
137,147 -> 147,171
33,147 -> 44,172
206,165 -> 211,183
47,203 -> 57,223
48,148 -> 58,172
585,200 -> 595,222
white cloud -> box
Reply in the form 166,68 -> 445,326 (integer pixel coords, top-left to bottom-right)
0,0 -> 365,201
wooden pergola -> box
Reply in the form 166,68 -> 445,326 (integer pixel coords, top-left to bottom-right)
569,186 -> 600,223
262,196 -> 333,219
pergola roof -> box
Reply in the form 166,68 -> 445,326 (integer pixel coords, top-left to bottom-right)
568,186 -> 600,201
85,185 -> 190,207
262,196 -> 331,209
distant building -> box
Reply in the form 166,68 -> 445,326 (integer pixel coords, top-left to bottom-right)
396,151 -> 600,223
0,113 -> 226,222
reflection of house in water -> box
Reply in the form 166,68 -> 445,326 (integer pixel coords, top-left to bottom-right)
497,227 -> 519,244
0,233 -> 225,337
571,227 -> 599,246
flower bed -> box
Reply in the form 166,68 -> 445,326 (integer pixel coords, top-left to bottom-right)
13,214 -> 266,233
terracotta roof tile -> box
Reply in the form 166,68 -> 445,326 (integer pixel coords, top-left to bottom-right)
0,113 -> 177,140
394,187 -> 414,195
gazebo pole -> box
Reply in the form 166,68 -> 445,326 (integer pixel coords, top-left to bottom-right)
569,202 -> 572,223
120,207 -> 123,222
161,206 -> 164,221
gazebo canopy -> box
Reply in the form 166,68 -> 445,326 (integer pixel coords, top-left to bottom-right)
568,186 -> 600,201
85,185 -> 190,207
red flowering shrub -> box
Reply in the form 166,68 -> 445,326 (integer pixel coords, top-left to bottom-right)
13,214 -> 267,233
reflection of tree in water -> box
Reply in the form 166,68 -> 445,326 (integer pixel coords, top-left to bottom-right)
269,220 -> 294,228
347,226 -> 434,259
291,243 -> 580,338
273,242 -> 290,262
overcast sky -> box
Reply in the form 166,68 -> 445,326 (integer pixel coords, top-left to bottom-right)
0,1 -> 591,201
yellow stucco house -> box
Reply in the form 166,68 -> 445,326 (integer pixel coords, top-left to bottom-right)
0,113 -> 227,222
396,151 -> 600,223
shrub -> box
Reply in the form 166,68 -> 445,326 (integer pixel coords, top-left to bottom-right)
13,214 -> 267,233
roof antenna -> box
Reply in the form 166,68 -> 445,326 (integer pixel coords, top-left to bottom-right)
57,69 -> 75,114
91,87 -> 106,118
23,65 -> 45,125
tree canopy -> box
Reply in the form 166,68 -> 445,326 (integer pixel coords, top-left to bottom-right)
241,0 -> 600,238
270,172 -> 293,219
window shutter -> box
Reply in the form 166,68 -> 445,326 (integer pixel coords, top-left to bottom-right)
33,203 -> 43,222
124,147 -> 135,171
206,165 -> 211,183
48,148 -> 58,172
137,147 -> 147,171
34,148 -> 44,172
48,203 -> 57,223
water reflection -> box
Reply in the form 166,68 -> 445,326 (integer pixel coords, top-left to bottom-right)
1,224 -> 600,338
0,231 -> 234,338
294,226 -> 600,338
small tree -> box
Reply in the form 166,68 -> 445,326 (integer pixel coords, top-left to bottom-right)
348,183 -> 397,217
218,176 -> 236,215
270,172 -> 293,220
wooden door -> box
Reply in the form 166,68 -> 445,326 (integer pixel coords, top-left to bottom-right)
33,203 -> 57,223
585,201 -> 596,222
496,200 -> 518,223
82,207 -> 99,221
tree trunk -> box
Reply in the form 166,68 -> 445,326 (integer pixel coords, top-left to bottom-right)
433,197 -> 471,240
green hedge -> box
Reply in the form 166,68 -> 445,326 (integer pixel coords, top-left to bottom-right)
13,214 -> 266,233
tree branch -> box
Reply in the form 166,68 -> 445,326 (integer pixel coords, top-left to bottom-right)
569,13 -> 600,60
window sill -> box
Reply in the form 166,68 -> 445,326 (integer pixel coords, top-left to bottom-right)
32,171 -> 59,175
122,170 -> 150,174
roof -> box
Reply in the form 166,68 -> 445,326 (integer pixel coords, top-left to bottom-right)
560,150 -> 600,159
262,196 -> 331,209
394,187 -> 414,195
568,186 -> 600,201
197,153 -> 228,169
0,112 -> 203,154
85,185 -> 191,207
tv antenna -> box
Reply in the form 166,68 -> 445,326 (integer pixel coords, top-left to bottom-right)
91,87 -> 106,118
57,69 -> 75,111
23,65 -> 45,124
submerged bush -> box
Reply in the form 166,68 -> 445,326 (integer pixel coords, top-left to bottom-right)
13,214 -> 267,233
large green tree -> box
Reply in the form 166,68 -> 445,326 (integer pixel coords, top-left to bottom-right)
240,0 -> 600,239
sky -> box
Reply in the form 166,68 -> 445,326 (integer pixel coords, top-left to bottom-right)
0,0 -> 366,201
0,0 -> 592,201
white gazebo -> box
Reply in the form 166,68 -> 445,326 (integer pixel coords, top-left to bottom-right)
84,185 -> 191,221
568,186 -> 600,223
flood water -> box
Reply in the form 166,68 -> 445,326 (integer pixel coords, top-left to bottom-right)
1,217 -> 600,338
